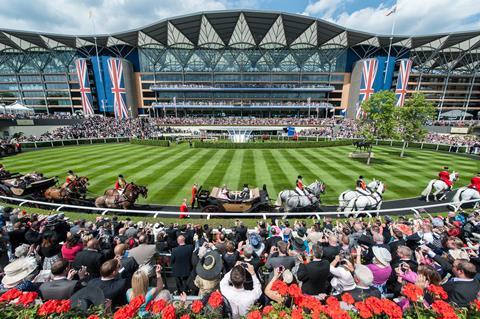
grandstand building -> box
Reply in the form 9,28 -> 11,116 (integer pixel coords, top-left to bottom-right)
0,10 -> 479,119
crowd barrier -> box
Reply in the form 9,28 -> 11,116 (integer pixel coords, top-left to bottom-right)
0,195 -> 478,219
16,135 -> 478,155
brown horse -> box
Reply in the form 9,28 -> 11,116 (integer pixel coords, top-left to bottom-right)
95,183 -> 148,209
44,176 -> 89,203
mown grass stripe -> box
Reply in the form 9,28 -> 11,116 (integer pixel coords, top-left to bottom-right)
202,150 -> 234,189
262,150 -> 290,192
155,150 -> 217,204
239,150 -> 256,189
221,150 -> 243,191
253,150 -> 276,195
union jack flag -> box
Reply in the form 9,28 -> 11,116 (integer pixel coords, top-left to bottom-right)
107,58 -> 129,119
359,58 -> 378,103
395,59 -> 412,107
74,59 -> 94,116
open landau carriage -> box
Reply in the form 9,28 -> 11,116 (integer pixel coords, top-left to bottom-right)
0,173 -> 57,197
196,185 -> 271,213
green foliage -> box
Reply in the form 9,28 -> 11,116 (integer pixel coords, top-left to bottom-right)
129,139 -> 170,147
398,92 -> 436,143
358,90 -> 399,142
192,140 -> 354,149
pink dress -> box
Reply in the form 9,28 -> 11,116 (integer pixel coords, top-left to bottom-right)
61,243 -> 83,262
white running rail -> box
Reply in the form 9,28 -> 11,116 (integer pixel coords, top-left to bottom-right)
0,195 -> 478,218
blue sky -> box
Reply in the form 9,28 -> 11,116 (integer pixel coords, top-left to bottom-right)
0,0 -> 478,36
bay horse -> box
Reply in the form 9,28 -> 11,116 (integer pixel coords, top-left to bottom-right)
44,176 -> 89,203
95,183 -> 148,209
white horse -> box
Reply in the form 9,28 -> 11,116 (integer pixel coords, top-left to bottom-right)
276,180 -> 326,212
343,181 -> 385,217
451,187 -> 480,211
338,180 -> 383,212
421,172 -> 458,202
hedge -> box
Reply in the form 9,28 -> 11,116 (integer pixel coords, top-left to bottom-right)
193,140 -> 354,149
130,139 -> 170,147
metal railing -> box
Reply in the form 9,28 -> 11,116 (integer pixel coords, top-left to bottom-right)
0,195 -> 477,219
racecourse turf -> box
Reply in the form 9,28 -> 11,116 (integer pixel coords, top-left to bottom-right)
2,143 -> 478,206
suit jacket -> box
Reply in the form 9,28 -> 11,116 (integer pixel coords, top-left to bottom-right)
171,244 -> 193,277
73,249 -> 104,278
442,279 -> 480,307
297,259 -> 331,295
40,279 -> 80,300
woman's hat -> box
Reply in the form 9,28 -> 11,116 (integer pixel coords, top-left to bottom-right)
292,237 -> 306,251
294,228 -> 307,240
1,257 -> 38,286
282,269 -> 294,284
196,251 -> 223,280
70,287 -> 105,313
372,246 -> 392,266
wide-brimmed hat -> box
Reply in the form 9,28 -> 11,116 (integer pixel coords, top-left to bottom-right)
292,237 -> 305,251
294,228 -> 307,240
70,287 -> 105,313
372,246 -> 392,266
282,269 -> 294,284
196,251 -> 223,280
1,257 -> 38,286
449,249 -> 470,261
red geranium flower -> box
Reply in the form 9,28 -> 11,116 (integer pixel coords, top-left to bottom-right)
247,310 -> 262,319
38,300 -> 58,316
161,304 -> 176,319
473,299 -> 480,310
326,296 -> 340,309
427,284 -> 448,300
87,315 -> 100,319
291,307 -> 304,319
129,295 -> 145,312
0,288 -> 22,302
431,300 -> 459,319
271,280 -> 288,296
16,291 -> 38,306
191,300 -> 203,314
262,305 -> 273,315
380,299 -> 402,319
113,304 -> 136,319
354,301 -> 373,319
56,300 -> 71,313
402,283 -> 424,302
287,284 -> 302,299
180,315 -> 190,319
146,299 -> 167,314
208,290 -> 223,308
279,310 -> 287,318
341,293 -> 355,305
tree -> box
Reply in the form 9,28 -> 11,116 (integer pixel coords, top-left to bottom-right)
357,90 -> 398,165
397,92 -> 436,157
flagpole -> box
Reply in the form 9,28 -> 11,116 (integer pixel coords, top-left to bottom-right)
89,10 -> 104,116
384,0 -> 398,84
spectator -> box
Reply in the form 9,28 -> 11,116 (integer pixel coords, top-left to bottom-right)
220,263 -> 262,318
128,234 -> 157,275
345,265 -> 381,301
297,243 -> 331,295
73,239 -> 104,278
194,250 -> 223,297
87,259 -> 126,308
61,233 -> 83,263
39,258 -> 87,300
442,259 -> 480,307
170,235 -> 193,294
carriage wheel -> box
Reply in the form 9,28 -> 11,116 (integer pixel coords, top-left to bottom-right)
202,205 -> 221,213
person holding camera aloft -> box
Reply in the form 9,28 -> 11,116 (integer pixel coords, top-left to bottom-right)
329,253 -> 356,295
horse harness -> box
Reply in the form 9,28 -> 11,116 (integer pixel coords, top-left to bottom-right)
352,190 -> 383,211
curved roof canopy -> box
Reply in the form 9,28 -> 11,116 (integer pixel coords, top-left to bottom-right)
0,10 -> 479,51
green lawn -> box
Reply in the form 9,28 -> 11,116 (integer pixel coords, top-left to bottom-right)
2,143 -> 478,206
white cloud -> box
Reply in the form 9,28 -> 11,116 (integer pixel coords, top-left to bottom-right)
0,0 -> 237,35
305,0 -> 480,35
303,0 -> 343,19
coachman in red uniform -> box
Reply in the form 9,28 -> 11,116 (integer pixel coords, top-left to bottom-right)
438,166 -> 453,190
468,173 -> 480,191
191,183 -> 198,208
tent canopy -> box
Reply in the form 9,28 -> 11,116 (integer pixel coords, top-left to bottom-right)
439,110 -> 473,119
1,101 -> 34,114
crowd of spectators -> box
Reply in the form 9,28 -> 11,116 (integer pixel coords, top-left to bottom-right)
2,116 -> 478,150
0,206 -> 479,318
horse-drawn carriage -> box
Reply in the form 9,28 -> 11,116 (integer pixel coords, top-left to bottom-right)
0,173 -> 57,198
196,185 -> 271,213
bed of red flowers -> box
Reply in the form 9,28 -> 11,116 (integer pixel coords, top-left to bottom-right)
0,283 -> 478,319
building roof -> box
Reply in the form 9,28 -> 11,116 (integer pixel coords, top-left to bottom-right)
0,10 -> 479,71
0,10 -> 477,51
